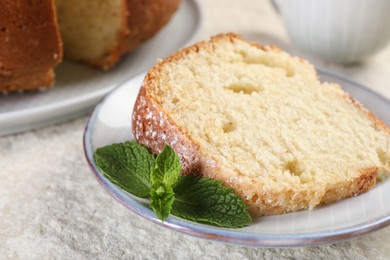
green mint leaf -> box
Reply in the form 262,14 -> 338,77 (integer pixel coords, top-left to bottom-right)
150,145 -> 181,221
172,176 -> 252,228
93,141 -> 154,198
152,145 -> 181,186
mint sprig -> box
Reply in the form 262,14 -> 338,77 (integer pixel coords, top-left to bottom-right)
93,141 -> 252,228
150,145 -> 180,220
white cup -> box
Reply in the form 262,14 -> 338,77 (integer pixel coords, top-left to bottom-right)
273,0 -> 390,63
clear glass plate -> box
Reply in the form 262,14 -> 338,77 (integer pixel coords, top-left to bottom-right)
0,0 -> 202,136
83,70 -> 390,247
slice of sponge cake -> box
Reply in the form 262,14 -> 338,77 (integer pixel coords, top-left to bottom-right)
132,33 -> 390,216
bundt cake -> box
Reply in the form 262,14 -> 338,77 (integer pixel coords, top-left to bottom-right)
0,0 -> 180,92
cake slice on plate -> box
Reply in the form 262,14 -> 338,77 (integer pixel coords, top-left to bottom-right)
133,33 -> 390,216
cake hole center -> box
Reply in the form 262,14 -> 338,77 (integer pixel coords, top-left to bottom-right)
222,121 -> 237,133
235,50 -> 296,77
172,96 -> 179,104
377,149 -> 389,165
224,84 -> 262,95
284,159 -> 302,176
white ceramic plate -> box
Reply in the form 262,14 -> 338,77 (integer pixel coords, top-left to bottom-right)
83,70 -> 390,247
0,0 -> 202,136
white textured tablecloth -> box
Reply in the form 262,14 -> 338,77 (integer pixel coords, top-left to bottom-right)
1,1 -> 390,259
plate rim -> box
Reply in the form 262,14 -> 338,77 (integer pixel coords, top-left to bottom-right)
83,69 -> 390,247
0,0 -> 203,136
